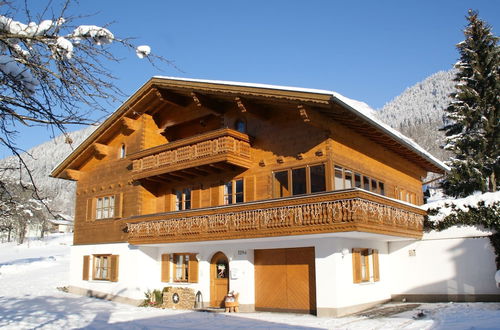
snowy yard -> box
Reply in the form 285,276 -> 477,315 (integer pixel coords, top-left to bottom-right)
1,234 -> 499,330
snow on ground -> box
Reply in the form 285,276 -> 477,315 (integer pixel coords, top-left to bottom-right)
1,234 -> 499,329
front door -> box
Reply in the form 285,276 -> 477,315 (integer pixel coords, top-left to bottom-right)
210,251 -> 229,307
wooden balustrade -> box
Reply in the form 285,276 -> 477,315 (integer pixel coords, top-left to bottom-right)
126,190 -> 425,244
130,129 -> 252,178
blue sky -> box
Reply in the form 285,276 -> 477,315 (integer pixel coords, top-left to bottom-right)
6,0 -> 500,154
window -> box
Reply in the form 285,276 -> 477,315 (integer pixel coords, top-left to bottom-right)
273,170 -> 290,197
224,179 -> 244,204
87,194 -> 122,221
96,196 -> 115,219
235,119 -> 247,133
273,164 -> 326,198
292,167 -> 307,195
89,254 -> 119,282
175,188 -> 191,210
310,164 -> 326,193
167,253 -> 199,283
352,248 -> 379,283
334,165 -> 385,196
174,253 -> 189,282
119,144 -> 126,159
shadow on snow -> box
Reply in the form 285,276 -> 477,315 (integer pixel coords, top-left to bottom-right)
0,295 -> 321,330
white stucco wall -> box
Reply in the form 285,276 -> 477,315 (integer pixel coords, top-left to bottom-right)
389,226 -> 498,297
69,234 -> 394,311
70,243 -> 155,301
314,238 -> 390,311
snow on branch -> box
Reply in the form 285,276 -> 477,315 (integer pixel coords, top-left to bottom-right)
424,191 -> 500,225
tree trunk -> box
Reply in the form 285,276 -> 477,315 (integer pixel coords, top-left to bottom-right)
490,172 -> 497,192
18,223 -> 27,245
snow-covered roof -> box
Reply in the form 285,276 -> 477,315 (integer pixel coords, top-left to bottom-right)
154,76 -> 449,172
49,218 -> 74,225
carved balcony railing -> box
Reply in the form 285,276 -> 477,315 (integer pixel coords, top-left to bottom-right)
130,129 -> 252,180
126,189 -> 425,244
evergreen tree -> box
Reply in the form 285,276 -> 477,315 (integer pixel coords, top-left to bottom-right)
441,10 -> 500,197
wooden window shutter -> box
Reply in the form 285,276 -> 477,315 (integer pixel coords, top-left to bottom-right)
161,254 -> 170,282
211,184 -> 220,206
372,249 -> 380,282
352,249 -> 361,283
188,254 -> 199,283
110,255 -> 119,282
86,199 -> 95,221
244,175 -> 255,202
82,255 -> 90,280
114,193 -> 123,218
191,189 -> 200,209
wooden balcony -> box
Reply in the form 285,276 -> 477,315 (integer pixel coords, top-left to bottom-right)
130,129 -> 252,180
126,189 -> 425,245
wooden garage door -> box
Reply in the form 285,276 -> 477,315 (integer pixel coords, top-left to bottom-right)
255,247 -> 316,314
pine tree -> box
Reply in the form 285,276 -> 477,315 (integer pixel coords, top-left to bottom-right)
441,10 -> 500,197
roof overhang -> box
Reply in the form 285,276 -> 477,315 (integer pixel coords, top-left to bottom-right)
51,77 -> 448,179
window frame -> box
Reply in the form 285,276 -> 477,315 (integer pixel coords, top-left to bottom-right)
119,143 -> 126,159
95,195 -> 115,220
174,188 -> 192,211
333,164 -> 385,196
93,254 -> 112,281
272,163 -> 326,198
352,248 -> 380,284
170,253 -> 199,283
224,178 -> 244,205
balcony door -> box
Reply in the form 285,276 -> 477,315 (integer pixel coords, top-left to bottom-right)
210,251 -> 229,308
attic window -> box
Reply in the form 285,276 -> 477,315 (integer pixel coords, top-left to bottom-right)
235,119 -> 246,133
119,144 -> 126,159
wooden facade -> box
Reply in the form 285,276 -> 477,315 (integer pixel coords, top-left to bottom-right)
52,77 -> 446,246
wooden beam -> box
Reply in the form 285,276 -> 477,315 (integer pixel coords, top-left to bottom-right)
208,162 -> 232,172
144,176 -> 169,184
194,166 -> 212,175
235,97 -> 247,113
126,88 -> 159,118
155,88 -> 190,107
298,104 -> 311,122
121,117 -> 139,136
235,97 -> 270,119
93,143 -> 109,159
190,92 -> 226,115
182,168 -> 209,176
165,172 -> 190,180
297,105 -> 332,133
65,169 -> 81,181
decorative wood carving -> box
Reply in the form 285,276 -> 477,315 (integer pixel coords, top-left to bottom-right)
190,92 -> 226,115
126,190 -> 424,245
298,105 -> 310,122
235,97 -> 247,113
131,129 -> 251,177
155,88 -> 190,107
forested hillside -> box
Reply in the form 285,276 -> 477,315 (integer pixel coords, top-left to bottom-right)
0,126 -> 95,215
376,70 -> 456,160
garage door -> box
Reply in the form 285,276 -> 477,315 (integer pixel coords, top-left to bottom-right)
254,247 -> 316,314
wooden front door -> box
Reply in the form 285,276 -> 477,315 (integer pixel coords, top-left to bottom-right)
255,247 -> 316,314
210,251 -> 229,307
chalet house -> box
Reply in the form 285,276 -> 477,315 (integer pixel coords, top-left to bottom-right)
51,77 -> 496,317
